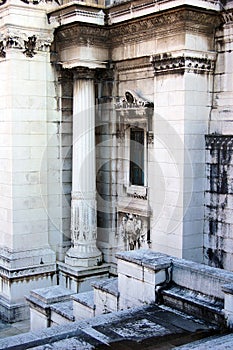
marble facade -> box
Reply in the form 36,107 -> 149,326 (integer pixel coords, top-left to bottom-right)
0,0 -> 233,321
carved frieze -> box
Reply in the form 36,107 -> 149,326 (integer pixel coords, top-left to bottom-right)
109,9 -> 220,45
151,53 -> 216,75
56,24 -> 108,49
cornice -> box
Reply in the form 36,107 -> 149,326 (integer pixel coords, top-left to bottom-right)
151,51 -> 216,75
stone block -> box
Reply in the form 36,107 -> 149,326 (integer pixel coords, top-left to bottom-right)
73,291 -> 95,321
117,259 -> 143,280
30,308 -> 48,331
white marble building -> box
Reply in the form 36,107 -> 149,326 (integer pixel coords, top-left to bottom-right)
0,0 -> 233,321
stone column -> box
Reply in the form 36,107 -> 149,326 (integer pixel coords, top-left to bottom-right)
65,68 -> 102,267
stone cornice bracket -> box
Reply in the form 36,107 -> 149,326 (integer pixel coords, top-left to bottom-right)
151,52 -> 216,75
73,67 -> 96,80
206,135 -> 233,150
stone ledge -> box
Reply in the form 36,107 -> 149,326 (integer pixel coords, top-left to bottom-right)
30,286 -> 75,305
92,277 -> 119,297
72,291 -> 95,309
51,300 -> 75,321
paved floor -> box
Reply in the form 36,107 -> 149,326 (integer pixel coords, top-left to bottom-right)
0,319 -> 30,339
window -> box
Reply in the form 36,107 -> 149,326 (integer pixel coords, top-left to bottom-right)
130,128 -> 144,186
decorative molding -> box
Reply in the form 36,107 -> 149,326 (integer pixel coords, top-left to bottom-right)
109,9 -> 220,45
206,135 -> 233,150
56,24 -> 108,49
116,56 -> 152,73
151,53 -> 216,75
0,264 -> 56,280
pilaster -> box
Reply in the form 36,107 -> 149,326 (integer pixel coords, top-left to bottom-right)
150,50 -> 216,261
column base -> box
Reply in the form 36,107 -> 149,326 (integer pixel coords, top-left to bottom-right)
58,262 -> 111,293
65,246 -> 102,267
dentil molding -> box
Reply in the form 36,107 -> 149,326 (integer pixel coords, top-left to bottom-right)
151,52 -> 216,75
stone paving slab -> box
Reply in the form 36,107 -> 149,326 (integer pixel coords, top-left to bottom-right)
0,319 -> 30,339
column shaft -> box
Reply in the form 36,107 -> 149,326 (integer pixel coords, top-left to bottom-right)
65,72 -> 102,267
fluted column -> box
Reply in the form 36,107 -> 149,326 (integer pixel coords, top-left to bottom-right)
65,68 -> 102,267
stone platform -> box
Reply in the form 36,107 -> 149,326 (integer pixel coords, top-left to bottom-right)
0,304 -> 226,350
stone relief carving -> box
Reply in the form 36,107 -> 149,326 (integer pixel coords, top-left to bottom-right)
115,90 -> 154,109
120,213 -> 145,250
0,32 -> 53,58
23,35 -> 37,57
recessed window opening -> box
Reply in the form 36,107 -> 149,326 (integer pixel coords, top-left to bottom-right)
130,128 -> 144,186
